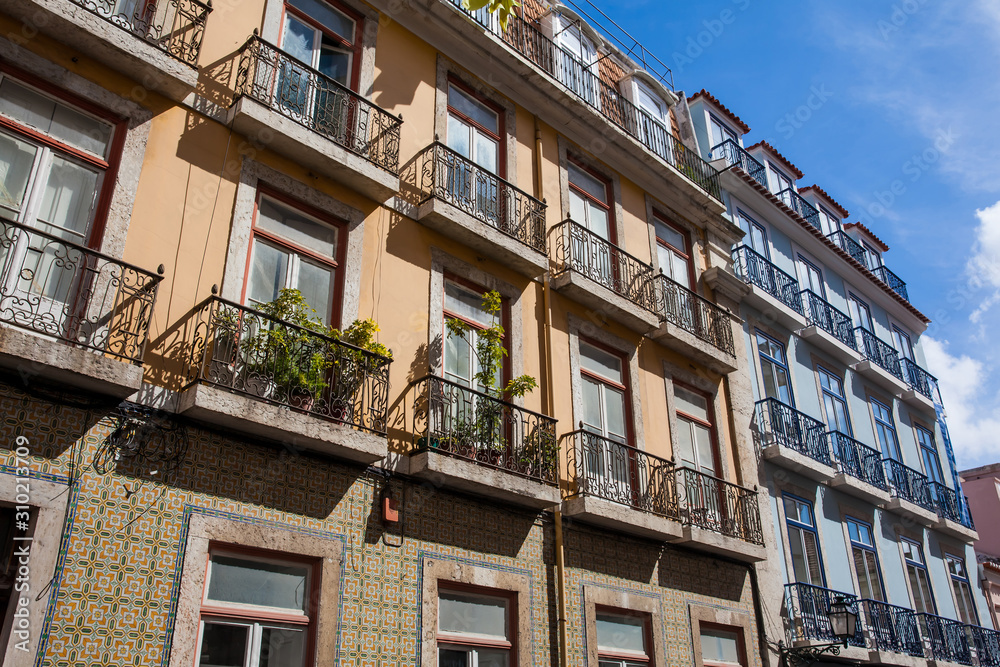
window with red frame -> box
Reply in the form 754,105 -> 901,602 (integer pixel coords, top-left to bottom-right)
446,80 -> 504,177
244,191 -> 345,326
568,160 -> 613,241
442,276 -> 508,393
673,384 -> 717,476
653,213 -> 693,290
699,624 -> 746,667
595,607 -> 653,666
437,585 -> 516,666
195,547 -> 319,667
281,0 -> 363,90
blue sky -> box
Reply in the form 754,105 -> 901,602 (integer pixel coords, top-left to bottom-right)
588,0 -> 1000,468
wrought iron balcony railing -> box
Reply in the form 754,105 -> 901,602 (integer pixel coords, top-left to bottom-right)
785,583 -> 866,647
412,376 -> 558,484
0,219 -> 162,365
884,458 -> 936,511
655,274 -> 735,355
565,429 -> 678,517
900,357 -> 938,400
855,327 -> 904,381
552,220 -> 658,313
860,599 -> 924,657
917,613 -> 973,665
710,139 -> 767,187
777,188 -> 821,230
184,297 -> 392,435
69,0 -> 211,66
676,467 -> 763,544
873,264 -> 910,302
732,245 -> 804,314
801,290 -> 857,351
828,432 -> 887,489
970,625 -> 1000,667
827,229 -> 869,267
753,398 -> 830,465
415,142 -> 546,253
234,34 -> 402,174
447,0 -> 721,200
930,482 -> 976,529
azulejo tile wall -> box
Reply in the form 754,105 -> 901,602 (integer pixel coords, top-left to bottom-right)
0,382 -> 760,666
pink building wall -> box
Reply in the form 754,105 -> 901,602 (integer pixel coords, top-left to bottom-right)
962,463 -> 1000,558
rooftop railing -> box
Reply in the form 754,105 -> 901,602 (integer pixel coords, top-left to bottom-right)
777,188 -> 821,230
184,297 -> 392,435
0,219 -> 162,365
828,432 -> 887,489
234,34 -> 402,174
655,274 -> 735,355
827,229 -> 869,267
884,458 -> 936,512
753,398 -> 830,465
855,327 -> 904,381
70,0 -> 211,66
565,429 -> 679,518
447,0 -> 721,200
551,220 -> 658,313
861,599 -> 924,657
873,264 -> 910,302
415,142 -> 547,253
784,583 -> 865,647
710,139 -> 767,187
901,357 -> 938,400
732,245 -> 804,314
676,467 -> 762,544
917,613 -> 973,665
801,290 -> 857,351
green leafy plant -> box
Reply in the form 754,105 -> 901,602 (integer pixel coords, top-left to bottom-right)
462,0 -> 520,30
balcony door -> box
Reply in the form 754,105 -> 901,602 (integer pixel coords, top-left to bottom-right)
445,82 -> 504,229
892,325 -> 914,361
553,15 -> 599,108
675,385 -> 724,530
568,162 -> 616,288
797,255 -> 825,300
768,164 -> 793,196
635,80 -> 669,155
709,115 -> 738,155
848,293 -> 873,332
870,398 -> 901,462
915,425 -> 944,485
579,341 -> 632,503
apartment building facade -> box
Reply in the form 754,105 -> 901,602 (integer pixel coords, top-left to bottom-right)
0,1 -> 779,666
686,92 -> 998,665
961,463 -> 1000,632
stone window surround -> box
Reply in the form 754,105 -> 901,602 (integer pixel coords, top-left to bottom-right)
261,0 -> 380,99
0,37 -> 151,263
689,605 -> 755,667
663,358 -> 730,481
557,138 -> 627,250
581,584 -> 666,667
566,313 -> 645,448
644,194 -> 705,286
433,56 -> 517,183
220,158 -> 365,325
420,556 -> 533,667
0,474 -> 69,667
167,513 -> 343,667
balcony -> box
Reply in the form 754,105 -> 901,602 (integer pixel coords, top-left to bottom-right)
650,274 -> 737,371
777,188 -> 821,230
917,614 -> 972,665
0,219 -> 161,398
883,459 -> 938,525
674,467 -> 766,561
784,584 -> 866,653
853,327 -> 908,394
970,625 -> 1000,667
710,139 -> 767,187
563,430 -> 681,540
861,599 -> 924,658
732,245 -> 807,329
754,398 -> 834,481
550,220 -> 660,333
873,265 -> 910,302
931,482 -> 978,541
798,290 -> 862,365
412,142 -> 547,277
828,229 -> 869,267
231,35 -> 402,201
409,375 -> 560,509
900,357 -> 938,411
827,432 -> 891,504
446,2 -> 720,201
6,0 -> 209,101
177,297 -> 392,464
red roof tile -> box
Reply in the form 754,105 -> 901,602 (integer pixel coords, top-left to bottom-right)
844,222 -> 890,252
799,185 -> 849,219
747,141 -> 804,180
688,89 -> 751,135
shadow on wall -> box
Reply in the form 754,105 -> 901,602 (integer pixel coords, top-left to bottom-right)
561,522 -> 661,583
659,545 -> 750,602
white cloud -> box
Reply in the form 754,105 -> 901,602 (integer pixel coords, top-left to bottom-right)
922,336 -> 1000,469
963,200 -> 1000,324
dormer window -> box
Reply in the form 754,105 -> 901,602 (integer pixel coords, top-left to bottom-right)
553,13 -> 600,107
709,114 -> 738,150
634,79 -> 668,150
861,240 -> 882,269
768,163 -> 793,195
817,205 -> 840,236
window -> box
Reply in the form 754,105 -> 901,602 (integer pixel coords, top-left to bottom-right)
553,14 -> 599,107
700,625 -> 745,667
817,205 -> 840,236
580,341 -> 629,445
674,384 -> 717,476
446,81 -> 503,176
817,367 -> 851,435
443,277 -> 505,393
245,191 -> 343,324
735,209 -> 768,258
568,161 -> 613,241
797,255 -> 825,300
783,495 -> 825,586
915,425 -> 943,484
862,241 -> 882,269
756,331 -> 793,405
635,80 -> 668,153
653,214 -> 693,290
847,293 -> 872,331
946,554 -> 978,625
709,115 -> 738,151
281,0 -> 362,89
768,164 -> 793,195
438,587 -> 514,666
870,398 -> 901,461
847,518 -> 884,601
195,549 -> 317,667
596,609 -> 652,666
891,325 -> 914,361
902,538 -> 935,614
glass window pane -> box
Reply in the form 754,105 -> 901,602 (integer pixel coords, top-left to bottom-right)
587,202 -> 610,239
444,281 -> 491,327
596,613 -> 646,653
701,629 -> 740,664
258,626 -> 306,667
0,131 -> 38,217
36,155 -> 98,242
0,78 -> 112,157
199,621 -> 250,667
568,188 -> 587,225
580,343 -> 622,384
654,219 -> 685,252
582,376 -> 603,432
282,16 -> 317,65
448,84 -> 499,133
447,115 -> 471,160
675,419 -> 695,468
288,0 -> 355,40
295,259 -> 334,321
671,253 -> 691,288
257,197 -> 338,259
318,42 -> 352,87
248,241 -> 289,305
476,649 -> 510,667
445,330 -> 472,386
693,422 -> 715,474
206,555 -> 309,612
605,386 -> 627,442
439,649 -> 469,667
438,591 -> 508,639
675,386 -> 708,422
568,163 -> 607,202
473,132 -> 498,173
